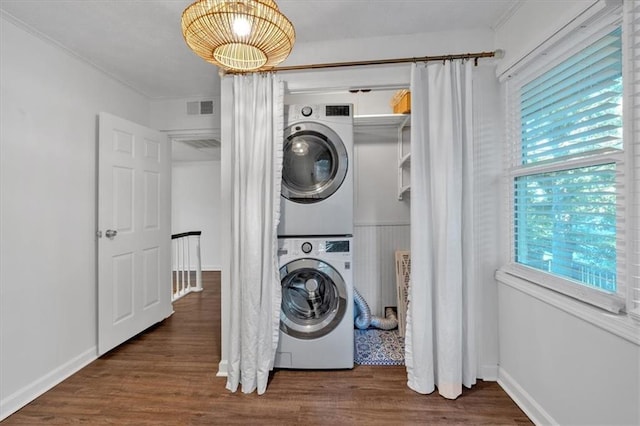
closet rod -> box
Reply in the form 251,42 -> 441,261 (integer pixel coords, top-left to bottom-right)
268,50 -> 498,73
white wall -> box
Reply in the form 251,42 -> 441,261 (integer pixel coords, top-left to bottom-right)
353,124 -> 411,314
352,124 -> 411,316
494,1 -> 640,424
0,15 -> 151,420
472,65 -> 503,380
152,96 -> 223,272
498,282 -> 640,425
150,97 -> 220,133
171,160 -> 222,270
494,0 -> 599,78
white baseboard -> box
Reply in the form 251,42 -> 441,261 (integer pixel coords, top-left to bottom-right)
497,367 -> 555,426
217,359 -> 228,377
0,346 -> 97,421
479,364 -> 499,381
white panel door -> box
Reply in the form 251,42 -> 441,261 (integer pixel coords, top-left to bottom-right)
98,112 -> 172,355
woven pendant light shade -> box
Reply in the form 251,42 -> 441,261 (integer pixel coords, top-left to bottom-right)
181,0 -> 295,72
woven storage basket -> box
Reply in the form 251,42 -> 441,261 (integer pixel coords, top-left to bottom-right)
395,250 -> 411,336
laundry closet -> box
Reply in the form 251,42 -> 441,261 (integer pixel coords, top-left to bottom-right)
218,56 -> 503,377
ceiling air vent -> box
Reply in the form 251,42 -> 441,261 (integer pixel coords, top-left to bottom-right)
186,100 -> 215,115
181,139 -> 220,150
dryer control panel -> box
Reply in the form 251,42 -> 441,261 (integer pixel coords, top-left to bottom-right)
286,104 -> 353,122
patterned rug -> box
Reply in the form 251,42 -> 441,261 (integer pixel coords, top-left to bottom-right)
354,328 -> 405,366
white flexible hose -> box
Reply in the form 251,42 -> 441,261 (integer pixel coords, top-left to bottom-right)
354,288 -> 398,330
353,288 -> 371,329
371,307 -> 398,330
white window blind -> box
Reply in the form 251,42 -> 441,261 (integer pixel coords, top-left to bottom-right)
520,29 -> 622,165
505,12 -> 629,313
623,0 -> 640,318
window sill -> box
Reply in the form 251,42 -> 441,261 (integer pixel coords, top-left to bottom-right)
495,268 -> 640,346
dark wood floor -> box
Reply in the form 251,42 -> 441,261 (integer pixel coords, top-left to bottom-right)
4,272 -> 531,425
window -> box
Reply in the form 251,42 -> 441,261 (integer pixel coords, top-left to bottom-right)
505,25 -> 628,313
515,164 -> 618,293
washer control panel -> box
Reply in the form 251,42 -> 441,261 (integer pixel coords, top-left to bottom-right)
325,240 -> 350,253
297,240 -> 351,255
279,238 -> 352,257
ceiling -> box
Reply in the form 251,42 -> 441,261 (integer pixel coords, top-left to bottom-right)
1,0 -> 518,162
0,0 -> 519,100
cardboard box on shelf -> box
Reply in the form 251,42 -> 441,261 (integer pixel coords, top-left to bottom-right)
391,90 -> 411,114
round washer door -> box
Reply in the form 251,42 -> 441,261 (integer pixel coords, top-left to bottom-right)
282,122 -> 348,204
279,258 -> 347,340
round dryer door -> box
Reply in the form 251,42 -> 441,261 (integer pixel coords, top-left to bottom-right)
282,122 -> 348,203
279,258 -> 347,340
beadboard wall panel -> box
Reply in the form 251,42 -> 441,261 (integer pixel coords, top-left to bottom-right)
353,224 -> 410,316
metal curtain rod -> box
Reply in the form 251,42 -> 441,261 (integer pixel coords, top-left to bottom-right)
268,50 -> 498,73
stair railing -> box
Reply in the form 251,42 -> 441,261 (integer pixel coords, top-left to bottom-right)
171,231 -> 203,301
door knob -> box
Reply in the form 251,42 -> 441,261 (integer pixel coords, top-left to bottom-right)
105,229 -> 118,239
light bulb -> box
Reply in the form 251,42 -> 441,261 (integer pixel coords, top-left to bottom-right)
232,16 -> 251,37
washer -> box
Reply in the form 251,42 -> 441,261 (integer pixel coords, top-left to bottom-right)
274,237 -> 354,369
278,104 -> 354,237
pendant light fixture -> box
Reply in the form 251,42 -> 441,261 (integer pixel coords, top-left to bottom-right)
181,0 -> 295,72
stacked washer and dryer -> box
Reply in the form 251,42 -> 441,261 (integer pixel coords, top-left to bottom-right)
274,104 -> 355,369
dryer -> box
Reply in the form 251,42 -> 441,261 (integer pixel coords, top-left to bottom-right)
278,104 -> 354,237
274,237 -> 354,369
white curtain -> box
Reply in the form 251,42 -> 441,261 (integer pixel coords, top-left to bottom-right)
225,73 -> 284,395
405,60 -> 477,399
